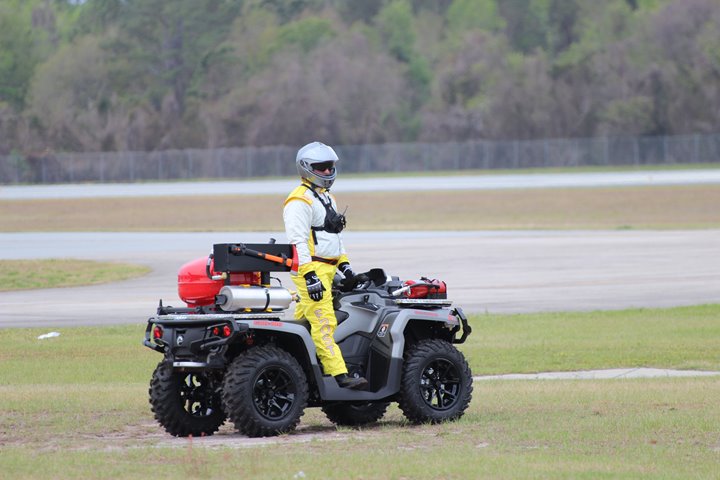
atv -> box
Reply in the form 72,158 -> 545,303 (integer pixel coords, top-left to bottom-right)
143,241 -> 473,437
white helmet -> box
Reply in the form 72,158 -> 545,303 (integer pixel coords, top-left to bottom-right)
296,141 -> 339,189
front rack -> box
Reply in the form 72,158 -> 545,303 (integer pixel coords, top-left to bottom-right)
394,298 -> 453,308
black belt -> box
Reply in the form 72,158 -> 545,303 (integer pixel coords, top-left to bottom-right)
311,256 -> 338,265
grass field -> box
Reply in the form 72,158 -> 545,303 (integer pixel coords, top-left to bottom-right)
0,259 -> 150,291
1,184 -> 719,231
2,171 -> 718,478
1,305 -> 719,479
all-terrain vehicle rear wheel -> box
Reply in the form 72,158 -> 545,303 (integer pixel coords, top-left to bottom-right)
149,362 -> 226,437
398,339 -> 473,424
322,401 -> 391,426
222,345 -> 309,437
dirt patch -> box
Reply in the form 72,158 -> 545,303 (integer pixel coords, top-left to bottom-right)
156,424 -> 353,450
2,185 -> 719,231
0,415 -> 402,452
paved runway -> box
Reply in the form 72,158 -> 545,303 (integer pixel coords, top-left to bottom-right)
2,168 -> 720,199
1,230 -> 718,328
2,170 -> 718,328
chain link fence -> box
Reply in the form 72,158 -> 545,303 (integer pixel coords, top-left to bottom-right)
1,133 -> 718,184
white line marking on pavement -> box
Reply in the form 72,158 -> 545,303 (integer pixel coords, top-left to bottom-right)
474,368 -> 720,380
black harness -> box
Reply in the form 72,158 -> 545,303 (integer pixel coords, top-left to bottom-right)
304,185 -> 346,242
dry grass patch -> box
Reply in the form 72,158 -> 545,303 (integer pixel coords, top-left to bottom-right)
0,259 -> 150,291
1,184 -> 719,231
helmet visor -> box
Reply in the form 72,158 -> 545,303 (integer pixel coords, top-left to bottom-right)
311,161 -> 336,174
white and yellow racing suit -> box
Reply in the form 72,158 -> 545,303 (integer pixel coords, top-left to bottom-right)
283,181 -> 349,376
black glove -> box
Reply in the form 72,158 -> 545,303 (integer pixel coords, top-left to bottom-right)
338,262 -> 354,279
304,271 -> 325,301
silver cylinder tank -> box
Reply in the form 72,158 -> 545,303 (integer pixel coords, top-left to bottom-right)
217,286 -> 293,312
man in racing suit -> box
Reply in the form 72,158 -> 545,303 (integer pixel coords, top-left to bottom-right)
283,141 -> 368,390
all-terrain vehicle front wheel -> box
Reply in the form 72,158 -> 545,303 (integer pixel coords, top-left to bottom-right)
222,345 -> 309,437
398,339 -> 473,424
322,401 -> 391,426
149,362 -> 226,437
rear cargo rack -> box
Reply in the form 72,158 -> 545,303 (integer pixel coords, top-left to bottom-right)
151,312 -> 285,323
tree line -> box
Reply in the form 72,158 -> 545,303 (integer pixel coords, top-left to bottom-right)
0,0 -> 718,155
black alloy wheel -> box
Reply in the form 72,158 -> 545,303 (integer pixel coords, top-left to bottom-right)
419,357 -> 462,411
252,365 -> 297,420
